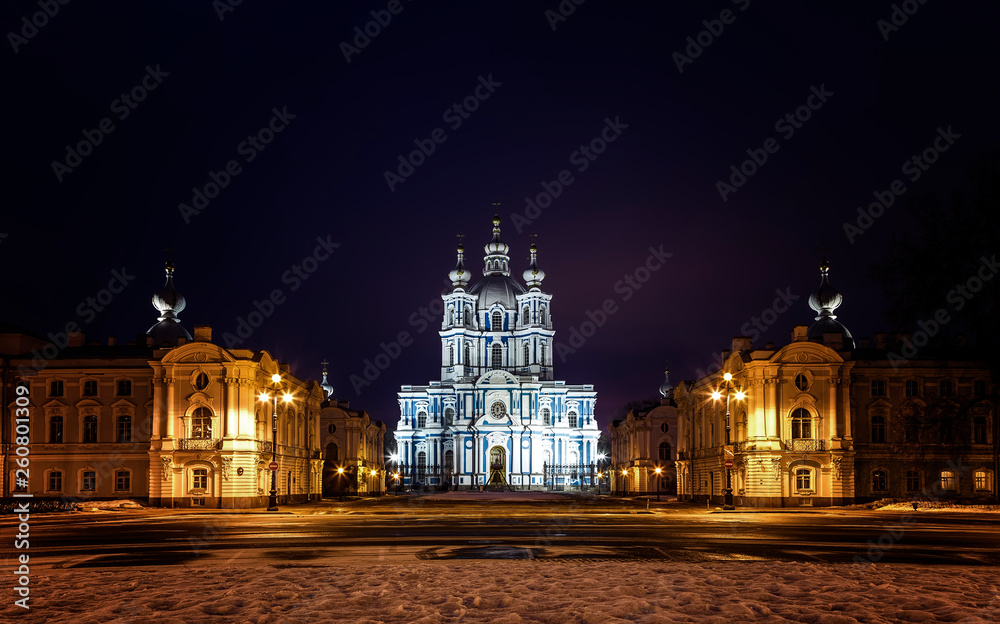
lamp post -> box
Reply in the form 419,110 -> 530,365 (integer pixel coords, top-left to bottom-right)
621,469 -> 628,496
711,372 -> 745,510
654,466 -> 662,502
259,373 -> 293,512
596,453 -> 606,495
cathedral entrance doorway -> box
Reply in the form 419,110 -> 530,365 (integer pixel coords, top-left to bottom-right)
487,446 -> 509,489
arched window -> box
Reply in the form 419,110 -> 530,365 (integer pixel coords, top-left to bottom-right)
83,414 -> 98,443
524,343 -> 530,365
939,470 -> 958,491
117,414 -> 132,443
522,306 -> 530,325
491,344 -> 503,369
973,416 -> 988,444
326,443 -> 338,461
191,407 -> 213,439
872,470 -> 888,492
871,413 -> 886,443
542,408 -> 551,426
658,442 -> 672,461
444,450 -> 454,471
464,305 -> 473,326
417,412 -> 427,428
568,412 -> 578,428
448,309 -> 455,326
417,451 -> 427,478
791,408 -> 812,439
539,307 -> 547,325
491,310 -> 503,330
540,343 -> 546,365
974,470 -> 993,492
464,343 -> 472,366
444,408 -> 455,426
448,345 -> 455,366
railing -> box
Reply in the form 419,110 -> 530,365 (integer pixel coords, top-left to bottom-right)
786,439 -> 825,452
178,438 -> 219,450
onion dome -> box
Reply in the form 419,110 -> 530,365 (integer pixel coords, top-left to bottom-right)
807,258 -> 855,348
448,241 -> 470,290
320,359 -> 334,399
483,214 -> 510,276
522,241 -> 546,290
146,259 -> 192,345
659,368 -> 673,398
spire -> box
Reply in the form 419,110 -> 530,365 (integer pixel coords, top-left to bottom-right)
483,208 -> 510,276
147,257 -> 192,345
659,368 -> 673,398
522,234 -> 546,290
806,257 -> 855,348
448,234 -> 470,290
320,359 -> 334,399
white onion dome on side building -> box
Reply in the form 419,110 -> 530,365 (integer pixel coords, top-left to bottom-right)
147,259 -> 193,345
806,258 -> 855,349
522,241 -> 546,290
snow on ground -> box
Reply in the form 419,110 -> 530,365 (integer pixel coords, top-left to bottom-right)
8,561 -> 999,624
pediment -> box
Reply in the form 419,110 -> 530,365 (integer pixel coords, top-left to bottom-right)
160,342 -> 237,364
476,369 -> 519,387
770,342 -> 844,365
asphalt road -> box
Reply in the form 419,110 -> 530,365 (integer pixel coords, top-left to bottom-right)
7,494 -> 999,569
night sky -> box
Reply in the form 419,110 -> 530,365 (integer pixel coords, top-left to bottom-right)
3,1 -> 998,429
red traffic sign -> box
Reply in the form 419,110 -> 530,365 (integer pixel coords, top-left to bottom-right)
724,459 -> 735,469
269,461 -> 279,471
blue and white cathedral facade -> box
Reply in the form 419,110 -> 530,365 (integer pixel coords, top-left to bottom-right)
395,215 -> 600,489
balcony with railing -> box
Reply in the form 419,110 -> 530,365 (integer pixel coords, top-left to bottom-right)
785,438 -> 825,452
178,438 -> 220,450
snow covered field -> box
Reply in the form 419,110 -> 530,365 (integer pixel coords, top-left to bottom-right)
7,560 -> 999,623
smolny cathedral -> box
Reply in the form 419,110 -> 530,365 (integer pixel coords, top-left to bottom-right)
394,216 -> 601,489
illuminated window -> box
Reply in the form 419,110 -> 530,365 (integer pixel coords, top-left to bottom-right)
191,407 -> 213,438
871,413 -> 886,443
871,380 -> 886,397
49,380 -> 64,397
872,470 -> 888,492
115,470 -> 131,491
82,380 -> 98,396
49,416 -> 63,443
794,374 -> 808,391
491,344 -> 503,369
48,471 -> 62,492
939,470 -> 958,491
974,470 -> 992,491
117,415 -> 132,443
82,471 -> 96,492
491,310 -> 503,330
83,415 -> 98,443
192,468 -> 208,490
905,380 -> 920,397
905,470 -> 920,492
791,408 -> 812,439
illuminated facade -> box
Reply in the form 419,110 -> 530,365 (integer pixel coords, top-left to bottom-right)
608,371 -> 678,495
320,395 -> 386,495
674,261 -> 998,506
1,263 -> 324,507
394,215 -> 600,489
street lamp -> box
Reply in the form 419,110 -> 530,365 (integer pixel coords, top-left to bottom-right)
654,466 -> 662,501
621,469 -> 628,496
711,372 -> 745,510
259,373 -> 293,511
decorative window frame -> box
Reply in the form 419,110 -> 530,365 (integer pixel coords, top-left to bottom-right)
184,400 -> 216,439
870,467 -> 889,493
44,467 -> 63,494
114,376 -> 134,397
191,369 -> 212,392
47,377 -> 66,398
791,369 -> 814,393
80,377 -> 100,397
113,466 -> 133,493
78,466 -> 98,494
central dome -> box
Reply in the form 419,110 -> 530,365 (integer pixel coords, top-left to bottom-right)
468,274 -> 526,309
